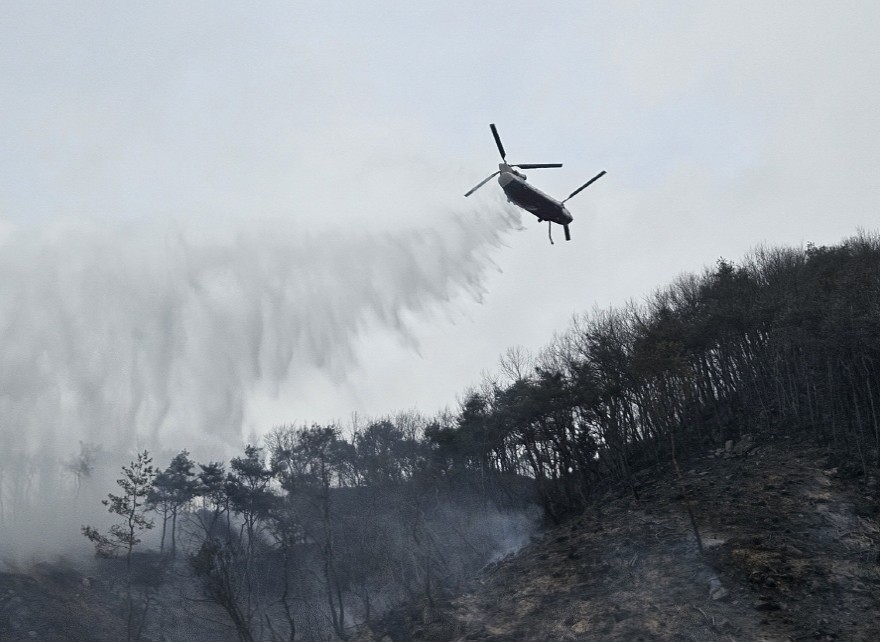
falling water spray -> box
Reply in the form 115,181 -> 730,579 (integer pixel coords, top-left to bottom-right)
0,204 -> 520,560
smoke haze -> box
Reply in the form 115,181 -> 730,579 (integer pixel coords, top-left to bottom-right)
0,205 -> 520,559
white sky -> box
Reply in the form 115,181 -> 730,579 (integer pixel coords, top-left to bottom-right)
3,1 -> 880,448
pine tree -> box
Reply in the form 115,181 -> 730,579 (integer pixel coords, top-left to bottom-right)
82,450 -> 156,559
82,450 -> 156,641
149,450 -> 197,556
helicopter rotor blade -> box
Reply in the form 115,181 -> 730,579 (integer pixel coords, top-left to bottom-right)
464,171 -> 500,197
514,163 -> 563,169
562,170 -> 606,203
489,123 -> 506,161
563,224 -> 571,241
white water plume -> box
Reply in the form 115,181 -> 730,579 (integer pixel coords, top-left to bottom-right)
0,205 -> 519,558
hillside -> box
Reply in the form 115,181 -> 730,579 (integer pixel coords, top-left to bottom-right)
5,234 -> 880,641
2,438 -> 878,641
374,436 -> 880,641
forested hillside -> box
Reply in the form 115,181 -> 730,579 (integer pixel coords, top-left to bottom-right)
428,230 -> 880,519
5,232 -> 880,641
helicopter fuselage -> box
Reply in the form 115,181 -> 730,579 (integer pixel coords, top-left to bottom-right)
464,124 -> 603,242
497,165 -> 573,226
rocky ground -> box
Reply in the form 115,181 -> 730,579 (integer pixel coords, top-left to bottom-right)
376,436 -> 880,641
0,554 -> 229,641
3,436 -> 879,641
0,560 -> 125,641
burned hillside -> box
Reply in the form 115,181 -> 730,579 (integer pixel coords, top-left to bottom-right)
386,439 -> 879,641
5,232 -> 880,640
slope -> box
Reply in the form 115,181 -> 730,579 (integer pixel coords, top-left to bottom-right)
377,436 -> 880,641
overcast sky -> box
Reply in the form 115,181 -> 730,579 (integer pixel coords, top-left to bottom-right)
2,2 -> 880,456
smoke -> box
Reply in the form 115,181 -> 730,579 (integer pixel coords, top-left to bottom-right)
0,204 -> 520,559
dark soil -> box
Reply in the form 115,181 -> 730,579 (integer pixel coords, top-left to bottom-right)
0,554 -> 232,642
376,438 -> 880,641
3,438 -> 878,641
0,560 -> 127,642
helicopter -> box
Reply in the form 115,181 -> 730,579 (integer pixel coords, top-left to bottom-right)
464,123 -> 606,243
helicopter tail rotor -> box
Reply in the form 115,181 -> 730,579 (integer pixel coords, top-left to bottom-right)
489,124 -> 562,169
562,170 -> 606,204
490,123 -> 506,161
465,124 -> 568,197
464,171 -> 500,197
515,163 -> 563,169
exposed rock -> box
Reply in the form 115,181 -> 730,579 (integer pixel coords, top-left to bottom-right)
732,434 -> 756,455
708,576 -> 729,601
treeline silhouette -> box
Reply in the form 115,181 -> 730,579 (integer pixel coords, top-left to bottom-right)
83,420 -> 537,642
85,231 -> 880,640
431,231 -> 880,518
